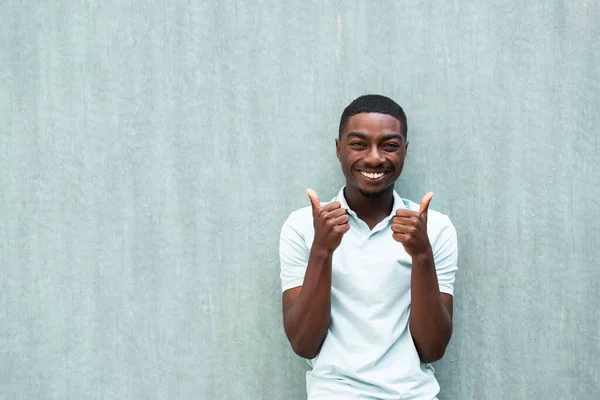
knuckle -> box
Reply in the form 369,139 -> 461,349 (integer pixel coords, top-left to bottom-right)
328,202 -> 340,211
335,225 -> 346,234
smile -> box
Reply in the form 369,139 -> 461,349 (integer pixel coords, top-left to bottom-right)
359,170 -> 387,180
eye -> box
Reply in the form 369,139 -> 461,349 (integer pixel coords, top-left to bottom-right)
383,143 -> 400,148
350,142 -> 366,147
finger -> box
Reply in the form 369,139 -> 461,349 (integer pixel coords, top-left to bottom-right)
334,223 -> 351,234
392,215 -> 421,227
320,201 -> 343,212
306,188 -> 320,213
391,223 -> 416,234
395,209 -> 419,218
392,215 -> 418,222
323,207 -> 347,219
419,192 -> 433,214
392,232 -> 409,243
419,192 -> 433,222
329,214 -> 350,226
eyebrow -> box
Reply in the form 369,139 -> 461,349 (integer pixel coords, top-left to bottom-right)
382,133 -> 404,141
346,132 -> 404,141
346,132 -> 368,139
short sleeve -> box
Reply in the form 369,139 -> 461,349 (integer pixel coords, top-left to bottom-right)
279,215 -> 310,292
432,216 -> 459,296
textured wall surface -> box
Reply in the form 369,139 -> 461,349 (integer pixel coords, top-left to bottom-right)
1,1 -> 599,399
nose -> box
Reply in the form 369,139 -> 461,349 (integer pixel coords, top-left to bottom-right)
364,146 -> 385,166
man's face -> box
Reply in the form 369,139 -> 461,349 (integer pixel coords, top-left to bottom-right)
336,112 -> 408,198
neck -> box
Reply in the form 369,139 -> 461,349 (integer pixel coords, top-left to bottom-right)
344,184 -> 395,228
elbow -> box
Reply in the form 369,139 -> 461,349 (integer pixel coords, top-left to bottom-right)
412,322 -> 452,363
419,348 -> 445,363
289,337 -> 320,359
283,313 -> 329,360
418,342 -> 448,363
284,321 -> 328,360
292,345 -> 318,360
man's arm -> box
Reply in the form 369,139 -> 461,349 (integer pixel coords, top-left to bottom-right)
282,248 -> 333,359
391,192 -> 457,363
409,252 -> 453,363
281,189 -> 350,359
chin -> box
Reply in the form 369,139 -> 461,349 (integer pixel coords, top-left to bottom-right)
358,188 -> 387,198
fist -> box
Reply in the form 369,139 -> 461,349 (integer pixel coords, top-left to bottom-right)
307,188 -> 350,253
391,192 -> 433,258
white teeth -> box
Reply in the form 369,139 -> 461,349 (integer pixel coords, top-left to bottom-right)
360,171 -> 385,179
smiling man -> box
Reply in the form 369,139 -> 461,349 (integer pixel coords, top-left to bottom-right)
279,95 -> 458,399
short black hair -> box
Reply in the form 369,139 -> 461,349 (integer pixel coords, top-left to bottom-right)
338,94 -> 407,138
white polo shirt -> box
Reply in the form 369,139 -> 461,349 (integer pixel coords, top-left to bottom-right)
279,187 -> 458,400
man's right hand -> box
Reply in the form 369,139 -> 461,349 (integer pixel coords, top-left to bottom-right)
306,188 -> 350,254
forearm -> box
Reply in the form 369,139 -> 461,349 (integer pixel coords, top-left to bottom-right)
284,247 -> 333,358
409,251 -> 452,362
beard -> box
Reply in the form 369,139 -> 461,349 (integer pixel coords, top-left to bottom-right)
359,188 -> 388,198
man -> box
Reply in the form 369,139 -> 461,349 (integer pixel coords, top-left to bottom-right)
279,94 -> 458,399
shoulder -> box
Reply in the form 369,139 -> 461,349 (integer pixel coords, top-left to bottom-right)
281,205 -> 313,233
281,197 -> 338,230
279,204 -> 321,252
401,198 -> 456,239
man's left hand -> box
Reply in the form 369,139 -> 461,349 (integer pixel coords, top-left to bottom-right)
391,192 -> 434,258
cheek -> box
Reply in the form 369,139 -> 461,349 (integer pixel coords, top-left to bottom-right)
397,161 -> 405,174
391,156 -> 405,172
340,154 -> 352,168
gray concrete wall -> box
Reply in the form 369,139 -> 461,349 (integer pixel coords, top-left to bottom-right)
1,1 -> 599,399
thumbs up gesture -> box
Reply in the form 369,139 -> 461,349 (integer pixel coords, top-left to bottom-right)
307,188 -> 351,254
391,192 -> 433,258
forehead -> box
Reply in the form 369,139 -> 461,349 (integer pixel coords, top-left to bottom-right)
342,112 -> 403,138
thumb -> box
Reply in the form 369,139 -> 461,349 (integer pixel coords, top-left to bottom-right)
306,188 -> 320,213
419,192 -> 433,223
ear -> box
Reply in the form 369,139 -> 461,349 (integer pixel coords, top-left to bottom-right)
335,138 -> 341,161
405,140 -> 409,152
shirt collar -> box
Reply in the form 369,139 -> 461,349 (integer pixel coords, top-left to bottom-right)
334,186 -> 407,221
